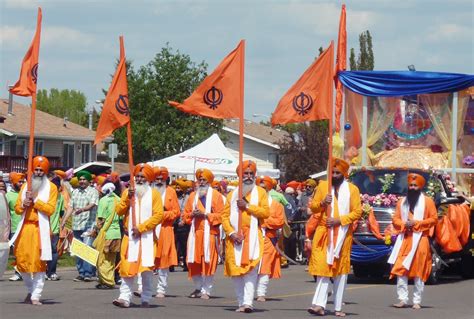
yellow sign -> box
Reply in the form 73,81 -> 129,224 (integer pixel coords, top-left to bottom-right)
70,238 -> 99,266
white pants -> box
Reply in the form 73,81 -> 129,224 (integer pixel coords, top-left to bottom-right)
311,275 -> 347,312
232,267 -> 258,308
156,269 -> 169,294
119,271 -> 153,303
256,274 -> 270,297
192,275 -> 214,295
21,272 -> 45,301
397,276 -> 424,304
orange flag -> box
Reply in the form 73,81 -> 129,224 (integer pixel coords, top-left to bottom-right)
271,41 -> 334,125
334,4 -> 346,132
169,40 -> 244,119
94,36 -> 130,145
9,7 -> 42,97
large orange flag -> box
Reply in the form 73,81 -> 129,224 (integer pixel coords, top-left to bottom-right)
169,40 -> 244,119
334,4 -> 346,132
94,36 -> 130,145
271,41 -> 334,125
9,7 -> 42,97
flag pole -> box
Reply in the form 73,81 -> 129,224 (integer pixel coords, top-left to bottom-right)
327,41 -> 335,215
237,40 -> 245,235
126,121 -> 136,228
26,92 -> 37,192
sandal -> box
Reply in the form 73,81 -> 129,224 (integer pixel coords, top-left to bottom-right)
307,306 -> 325,316
189,289 -> 201,298
335,311 -> 346,317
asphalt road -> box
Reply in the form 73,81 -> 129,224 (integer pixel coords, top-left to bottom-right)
0,265 -> 472,319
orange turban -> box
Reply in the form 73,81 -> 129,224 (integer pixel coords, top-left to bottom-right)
54,170 -> 66,180
96,176 -> 106,186
236,160 -> 257,174
153,166 -> 169,180
33,156 -> 50,173
195,168 -> 214,183
256,176 -> 273,191
9,172 -> 25,185
184,180 -> 194,190
211,180 -> 222,192
133,163 -> 155,183
408,173 -> 426,188
287,180 -> 300,190
332,157 -> 350,178
110,172 -> 119,183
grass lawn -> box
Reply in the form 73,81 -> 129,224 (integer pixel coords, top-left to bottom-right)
6,253 -> 76,271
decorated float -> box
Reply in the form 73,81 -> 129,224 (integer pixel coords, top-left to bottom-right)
335,70 -> 474,282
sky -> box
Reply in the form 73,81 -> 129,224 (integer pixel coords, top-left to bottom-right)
1,0 -> 473,119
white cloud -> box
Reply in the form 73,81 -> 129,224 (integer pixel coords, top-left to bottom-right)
3,0 -> 42,9
0,26 -> 31,48
426,23 -> 471,42
42,26 -> 95,48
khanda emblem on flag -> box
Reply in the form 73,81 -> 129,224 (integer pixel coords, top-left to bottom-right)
31,63 -> 39,84
292,92 -> 313,116
115,94 -> 130,116
203,86 -> 224,110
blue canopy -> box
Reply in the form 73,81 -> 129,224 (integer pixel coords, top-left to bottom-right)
338,71 -> 474,97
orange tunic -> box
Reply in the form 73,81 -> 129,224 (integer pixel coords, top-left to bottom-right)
184,189 -> 224,277
222,186 -> 270,277
390,195 -> 437,282
14,182 -> 58,273
155,186 -> 180,269
259,200 -> 284,279
308,180 -> 361,277
116,188 -> 163,277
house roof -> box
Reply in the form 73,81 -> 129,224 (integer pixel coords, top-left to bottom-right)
223,119 -> 288,149
0,99 -> 96,141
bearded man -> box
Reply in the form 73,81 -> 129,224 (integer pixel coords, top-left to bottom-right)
112,163 -> 164,308
388,173 -> 437,310
307,158 -> 361,317
222,160 -> 270,313
183,168 -> 224,299
10,156 -> 58,305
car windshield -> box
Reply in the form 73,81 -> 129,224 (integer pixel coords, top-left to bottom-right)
350,169 -> 433,195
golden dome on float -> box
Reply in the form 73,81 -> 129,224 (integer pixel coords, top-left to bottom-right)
374,146 -> 448,169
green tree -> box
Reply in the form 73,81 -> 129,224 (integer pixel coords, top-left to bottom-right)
350,30 -> 374,71
37,89 -> 89,126
111,45 -> 223,163
277,121 -> 329,181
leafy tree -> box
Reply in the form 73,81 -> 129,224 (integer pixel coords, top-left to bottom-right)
111,45 -> 223,163
350,30 -> 374,71
277,121 -> 329,181
37,89 -> 89,126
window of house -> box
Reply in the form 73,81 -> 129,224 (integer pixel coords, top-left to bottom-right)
10,139 -> 26,156
34,140 -> 44,155
81,142 -> 91,164
63,142 -> 75,167
0,137 -> 4,155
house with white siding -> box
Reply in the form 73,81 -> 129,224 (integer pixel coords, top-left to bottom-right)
222,119 -> 288,171
0,98 -> 98,173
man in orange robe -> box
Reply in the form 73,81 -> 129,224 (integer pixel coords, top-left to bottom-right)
113,163 -> 163,308
222,160 -> 270,313
149,166 -> 180,298
183,168 -> 224,299
307,158 -> 361,317
11,156 -> 58,305
388,173 -> 437,310
255,176 -> 284,302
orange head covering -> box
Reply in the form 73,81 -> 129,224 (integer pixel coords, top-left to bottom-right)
332,157 -> 350,178
184,180 -> 194,190
408,173 -> 426,188
33,156 -> 50,173
54,170 -> 66,180
211,180 -> 222,192
110,172 -> 119,183
195,168 -> 214,183
256,176 -> 273,191
153,166 -> 169,180
95,176 -> 106,186
9,172 -> 25,185
133,163 -> 155,183
236,160 -> 257,175
287,180 -> 300,190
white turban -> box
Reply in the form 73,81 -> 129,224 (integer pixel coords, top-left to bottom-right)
102,182 -> 116,195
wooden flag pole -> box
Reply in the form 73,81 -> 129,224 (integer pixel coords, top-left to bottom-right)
126,121 -> 136,228
237,40 -> 245,235
26,92 -> 37,192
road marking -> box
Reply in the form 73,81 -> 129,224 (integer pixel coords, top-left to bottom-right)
218,284 -> 378,303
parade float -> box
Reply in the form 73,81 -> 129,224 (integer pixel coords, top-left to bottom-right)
336,70 -> 474,282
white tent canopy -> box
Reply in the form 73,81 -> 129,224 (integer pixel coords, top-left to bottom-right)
148,134 -> 280,179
